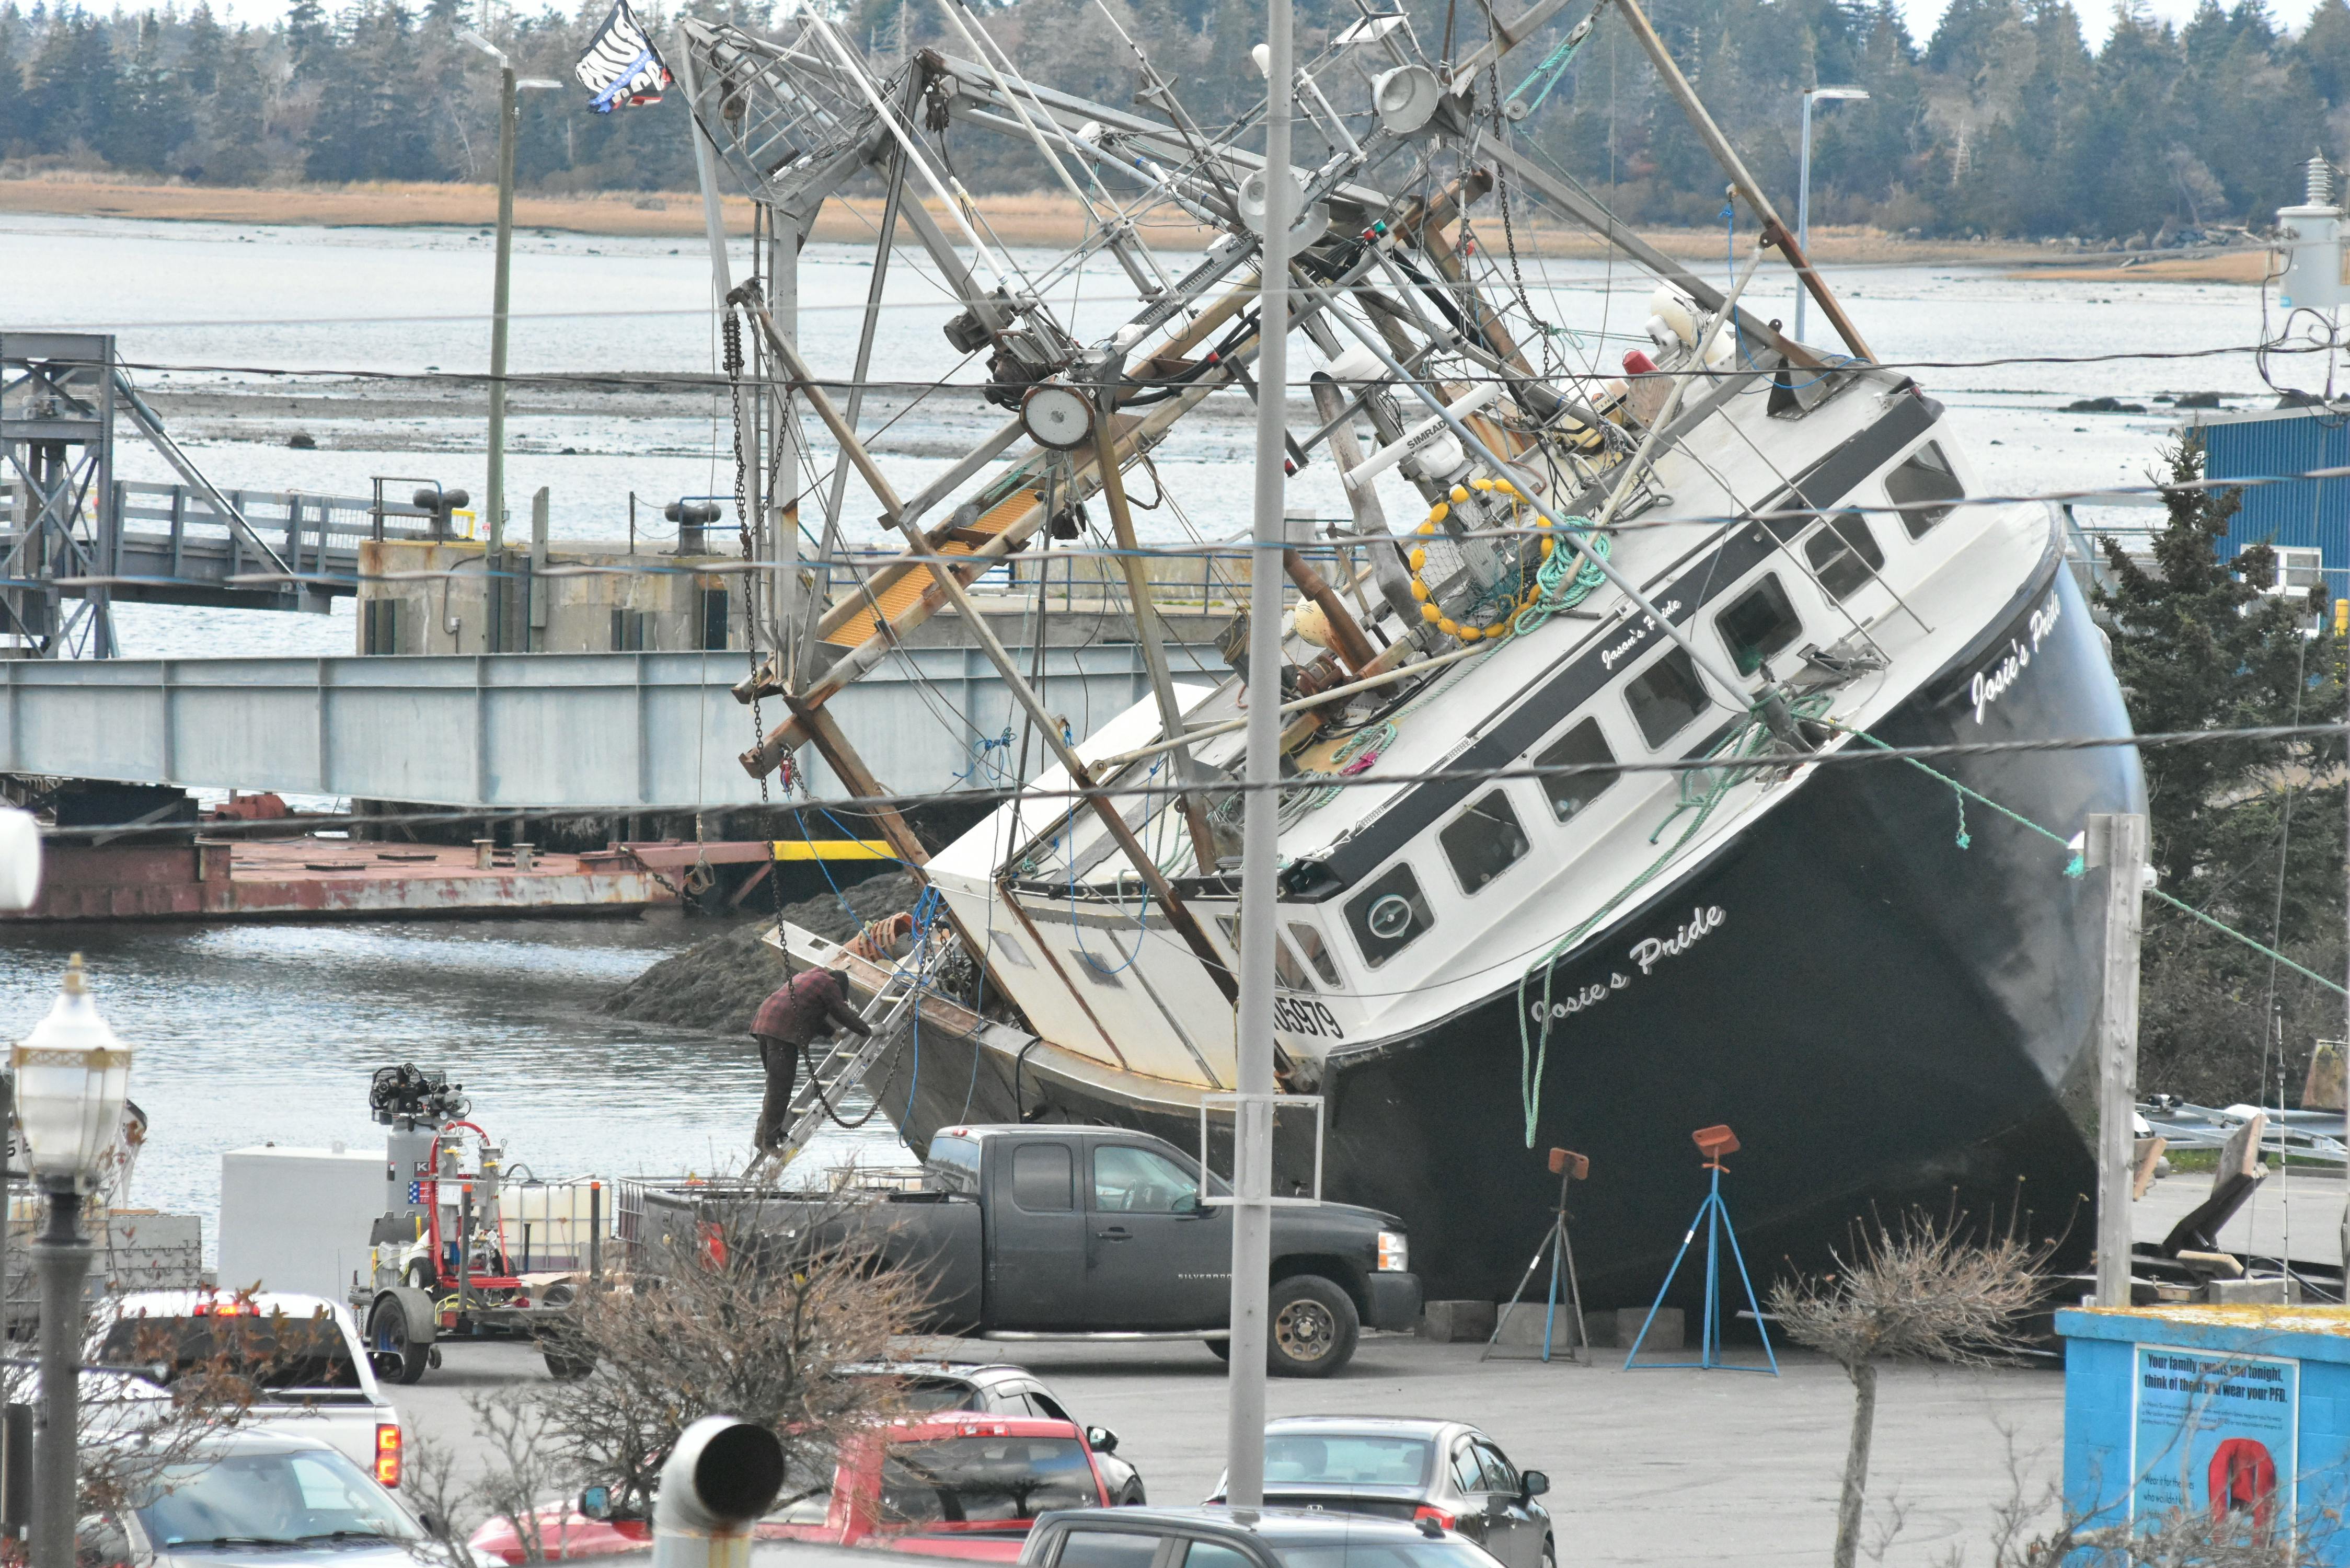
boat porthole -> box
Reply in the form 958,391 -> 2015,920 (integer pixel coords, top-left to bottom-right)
1367,894 -> 1415,939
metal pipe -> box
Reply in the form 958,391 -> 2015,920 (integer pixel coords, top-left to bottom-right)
1227,0 -> 1290,1509
30,1185 -> 87,1568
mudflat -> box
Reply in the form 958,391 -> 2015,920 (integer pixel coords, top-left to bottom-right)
0,174 -> 2244,272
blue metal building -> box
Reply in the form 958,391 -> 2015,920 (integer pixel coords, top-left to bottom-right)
2193,404 -> 2350,587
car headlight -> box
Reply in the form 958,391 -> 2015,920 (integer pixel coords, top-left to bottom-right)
1377,1230 -> 1408,1272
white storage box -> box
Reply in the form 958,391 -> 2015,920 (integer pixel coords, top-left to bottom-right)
217,1145 -> 385,1299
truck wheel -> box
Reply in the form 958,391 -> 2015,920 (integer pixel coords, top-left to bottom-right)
1266,1275 -> 1358,1378
369,1297 -> 430,1386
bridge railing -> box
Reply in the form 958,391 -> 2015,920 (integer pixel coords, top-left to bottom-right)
111,481 -> 437,585
0,481 -> 439,593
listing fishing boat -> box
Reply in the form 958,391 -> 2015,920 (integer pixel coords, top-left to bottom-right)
680,0 -> 2140,1303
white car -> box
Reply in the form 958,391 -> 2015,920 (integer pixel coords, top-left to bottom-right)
89,1425 -> 449,1568
102,1291 -> 405,1489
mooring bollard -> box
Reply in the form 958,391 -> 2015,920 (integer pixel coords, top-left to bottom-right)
513,842 -> 536,871
473,839 -> 496,870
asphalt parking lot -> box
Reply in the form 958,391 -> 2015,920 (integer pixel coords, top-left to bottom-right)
390,1331 -> 2065,1566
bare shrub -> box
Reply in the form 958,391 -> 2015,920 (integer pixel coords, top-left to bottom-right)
1770,1210 -> 2052,1568
535,1184 -> 923,1517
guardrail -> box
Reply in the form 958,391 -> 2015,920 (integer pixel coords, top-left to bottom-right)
0,480 -> 439,608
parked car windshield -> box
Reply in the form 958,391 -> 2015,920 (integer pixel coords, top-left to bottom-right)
99,1309 -> 362,1392
881,1435 -> 1098,1525
130,1448 -> 421,1548
1265,1435 -> 1434,1489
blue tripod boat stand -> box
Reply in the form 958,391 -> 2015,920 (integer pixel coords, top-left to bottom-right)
1482,1147 -> 1590,1363
1623,1125 -> 1779,1374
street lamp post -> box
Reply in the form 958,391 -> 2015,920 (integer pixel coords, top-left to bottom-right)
458,31 -> 562,651
14,955 -> 132,1568
1795,86 -> 1868,344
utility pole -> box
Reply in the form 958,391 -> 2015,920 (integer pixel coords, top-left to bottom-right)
1227,0 -> 1292,1512
2088,813 -> 2147,1308
460,30 -> 559,649
1793,86 -> 1866,344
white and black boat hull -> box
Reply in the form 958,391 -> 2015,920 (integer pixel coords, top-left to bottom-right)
862,546 -> 2140,1306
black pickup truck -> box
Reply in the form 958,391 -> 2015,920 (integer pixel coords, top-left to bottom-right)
645,1124 -> 1420,1377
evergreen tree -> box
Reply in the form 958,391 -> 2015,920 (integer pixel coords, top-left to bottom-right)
26,9 -> 119,157
0,4 -> 29,154
2095,435 -> 2348,1104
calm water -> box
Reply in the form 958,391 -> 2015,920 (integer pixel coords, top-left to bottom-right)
0,211 -> 2307,1241
0,917 -> 908,1255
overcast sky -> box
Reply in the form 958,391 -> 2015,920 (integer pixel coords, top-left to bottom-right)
187,0 -> 2324,63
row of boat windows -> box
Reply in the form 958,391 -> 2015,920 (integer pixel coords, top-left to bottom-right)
1011,444 -> 1970,1000
1319,440 -> 1968,975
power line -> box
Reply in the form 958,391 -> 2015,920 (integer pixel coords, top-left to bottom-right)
42,457 -> 2350,596
30,718 -> 2350,836
89,334 -> 2334,390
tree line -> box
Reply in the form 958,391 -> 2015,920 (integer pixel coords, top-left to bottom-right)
5,0 -> 2350,241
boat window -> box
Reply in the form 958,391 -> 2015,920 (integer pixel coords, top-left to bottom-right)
989,931 -> 1033,967
1439,790 -> 1529,895
1009,1143 -> 1074,1212
1222,915 -> 1316,991
1715,573 -> 1801,677
1886,442 -> 1964,537
1345,862 -> 1435,968
1803,511 -> 1884,599
1625,648 -> 1711,749
1534,719 -> 1618,823
1287,922 -> 1343,987
1273,936 -> 1314,993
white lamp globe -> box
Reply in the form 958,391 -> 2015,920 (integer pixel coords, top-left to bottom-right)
12,954 -> 132,1190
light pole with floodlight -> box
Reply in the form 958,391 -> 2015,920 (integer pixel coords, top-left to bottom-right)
15,954 -> 132,1568
1795,86 -> 1868,343
458,30 -> 563,650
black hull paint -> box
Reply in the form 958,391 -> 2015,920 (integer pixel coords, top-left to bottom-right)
862,547 -> 2142,1307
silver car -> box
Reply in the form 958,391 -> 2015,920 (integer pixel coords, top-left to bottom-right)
1209,1419 -> 1551,1568
87,1427 -> 451,1568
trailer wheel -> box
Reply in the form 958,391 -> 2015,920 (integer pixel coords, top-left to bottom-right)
541,1342 -> 595,1381
369,1296 -> 430,1386
1266,1274 -> 1358,1378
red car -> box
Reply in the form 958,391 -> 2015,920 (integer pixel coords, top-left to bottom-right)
470,1412 -> 1113,1563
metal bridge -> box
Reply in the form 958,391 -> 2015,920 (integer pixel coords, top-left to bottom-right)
3,331 -> 440,654
0,643 -> 1208,810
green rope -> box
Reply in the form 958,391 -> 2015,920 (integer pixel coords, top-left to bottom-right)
1843,726 -> 2347,998
1516,693 -> 1832,1144
1514,706 -> 2347,1149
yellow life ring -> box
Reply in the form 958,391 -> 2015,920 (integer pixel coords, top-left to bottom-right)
1405,477 -> 1554,644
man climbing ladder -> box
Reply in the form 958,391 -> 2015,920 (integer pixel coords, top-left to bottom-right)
749,967 -> 873,1153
